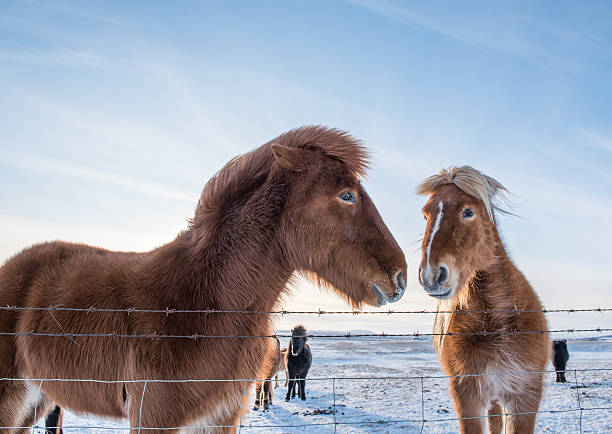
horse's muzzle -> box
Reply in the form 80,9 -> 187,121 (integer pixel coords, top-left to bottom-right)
372,270 -> 406,306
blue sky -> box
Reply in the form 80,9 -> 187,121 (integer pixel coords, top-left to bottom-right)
1,0 -> 611,333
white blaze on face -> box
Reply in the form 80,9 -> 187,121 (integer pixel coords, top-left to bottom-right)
423,200 -> 444,285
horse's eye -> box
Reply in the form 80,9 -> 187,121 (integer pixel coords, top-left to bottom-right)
462,208 -> 474,219
339,191 -> 356,203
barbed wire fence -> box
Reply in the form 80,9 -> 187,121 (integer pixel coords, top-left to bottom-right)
1,305 -> 610,432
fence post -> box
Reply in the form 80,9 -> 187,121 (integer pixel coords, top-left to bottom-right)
333,377 -> 337,433
502,372 -> 507,434
138,380 -> 148,434
239,379 -> 248,433
32,379 -> 44,433
420,376 -> 425,433
573,369 -> 583,433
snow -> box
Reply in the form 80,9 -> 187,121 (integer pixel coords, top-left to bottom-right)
32,335 -> 612,433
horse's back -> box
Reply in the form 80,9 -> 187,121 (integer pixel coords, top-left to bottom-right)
1,241 -> 141,313
0,241 -> 139,418
1,242 -> 92,302
0,242 -> 104,349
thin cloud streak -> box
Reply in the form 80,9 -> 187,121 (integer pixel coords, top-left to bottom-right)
347,0 -> 610,72
1,154 -> 196,203
25,0 -> 126,26
0,47 -> 108,68
581,128 -> 612,153
347,0 -> 543,58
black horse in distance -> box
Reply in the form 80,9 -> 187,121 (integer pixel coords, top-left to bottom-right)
285,325 -> 312,401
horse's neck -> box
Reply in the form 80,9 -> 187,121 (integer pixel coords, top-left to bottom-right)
146,175 -> 293,312
433,242 -> 516,354
468,245 -> 517,311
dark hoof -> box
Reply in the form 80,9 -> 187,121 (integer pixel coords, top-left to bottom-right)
253,406 -> 259,411
301,396 -> 306,401
285,397 -> 290,401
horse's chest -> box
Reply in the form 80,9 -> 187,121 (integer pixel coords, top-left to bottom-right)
476,356 -> 531,401
436,313 -> 529,400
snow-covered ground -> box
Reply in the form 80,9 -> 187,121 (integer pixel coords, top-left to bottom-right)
36,335 -> 612,433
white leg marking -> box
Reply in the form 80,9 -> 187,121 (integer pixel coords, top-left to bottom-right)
15,381 -> 42,428
424,201 -> 444,282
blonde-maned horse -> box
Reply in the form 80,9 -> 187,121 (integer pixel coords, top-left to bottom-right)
417,166 -> 549,434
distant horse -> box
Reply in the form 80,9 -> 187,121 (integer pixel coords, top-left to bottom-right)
0,126 -> 407,433
552,340 -> 569,383
417,166 -> 549,434
253,337 -> 281,411
285,325 -> 312,401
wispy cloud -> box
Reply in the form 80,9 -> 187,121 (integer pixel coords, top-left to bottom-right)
25,0 -> 126,26
580,128 -> 612,153
0,47 -> 107,68
347,0 -> 544,58
347,0 -> 610,71
1,154 -> 195,203
0,14 -> 85,44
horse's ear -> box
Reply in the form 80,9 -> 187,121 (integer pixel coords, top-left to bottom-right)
271,144 -> 307,172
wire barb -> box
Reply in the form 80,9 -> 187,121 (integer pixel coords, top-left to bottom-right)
0,305 -> 610,315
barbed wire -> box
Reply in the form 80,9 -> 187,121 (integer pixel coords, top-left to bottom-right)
4,371 -> 610,432
2,334 -> 609,432
2,306 -> 610,431
0,327 -> 610,340
1,305 -> 610,315
2,367 -> 610,384
10,405 -> 612,432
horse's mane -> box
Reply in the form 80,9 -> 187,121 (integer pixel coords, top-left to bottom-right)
192,126 -> 369,225
291,324 -> 307,339
416,166 -> 509,221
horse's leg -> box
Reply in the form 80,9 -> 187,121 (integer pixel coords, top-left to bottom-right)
488,402 -> 503,434
285,379 -> 295,401
505,381 -> 543,434
299,378 -> 306,400
0,345 -> 23,432
555,371 -> 561,382
128,382 -> 248,434
292,375 -> 299,398
560,371 -> 567,383
12,391 -> 54,434
449,377 -> 486,434
263,381 -> 271,410
253,381 -> 262,410
0,378 -> 51,434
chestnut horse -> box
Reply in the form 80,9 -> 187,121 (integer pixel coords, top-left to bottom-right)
417,166 -> 549,434
253,337 -> 281,411
0,126 -> 407,433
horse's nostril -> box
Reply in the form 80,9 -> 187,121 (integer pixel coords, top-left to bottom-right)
437,266 -> 448,285
396,271 -> 406,291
